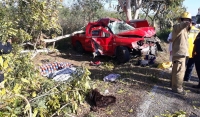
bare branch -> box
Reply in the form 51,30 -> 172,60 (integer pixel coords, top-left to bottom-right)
41,30 -> 84,43
15,94 -> 32,117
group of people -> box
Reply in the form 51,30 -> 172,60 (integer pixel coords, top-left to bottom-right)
168,12 -> 200,95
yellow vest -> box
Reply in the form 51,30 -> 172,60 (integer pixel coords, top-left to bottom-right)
188,26 -> 200,58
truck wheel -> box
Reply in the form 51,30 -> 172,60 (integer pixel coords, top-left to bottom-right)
75,41 -> 84,53
116,46 -> 130,63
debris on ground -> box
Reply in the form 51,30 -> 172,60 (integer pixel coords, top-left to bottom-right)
41,59 -> 50,63
135,54 -> 156,67
157,62 -> 172,69
39,62 -> 73,77
89,88 -> 116,112
90,61 -> 102,66
103,74 -> 120,82
104,89 -> 109,94
49,67 -> 76,82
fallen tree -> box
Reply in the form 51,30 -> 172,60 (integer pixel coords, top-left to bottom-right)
41,30 -> 84,43
21,30 -> 85,59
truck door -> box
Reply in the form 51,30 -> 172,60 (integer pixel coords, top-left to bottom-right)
84,29 -> 101,51
91,27 -> 113,56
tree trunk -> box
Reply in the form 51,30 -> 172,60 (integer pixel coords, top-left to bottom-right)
118,0 -> 143,21
151,3 -> 162,27
126,0 -> 132,21
133,9 -> 140,19
144,5 -> 150,19
133,0 -> 142,19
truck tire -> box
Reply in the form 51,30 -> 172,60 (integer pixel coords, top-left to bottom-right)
116,46 -> 130,63
75,41 -> 84,53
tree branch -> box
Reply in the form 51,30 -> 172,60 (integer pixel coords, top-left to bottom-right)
15,94 -> 32,117
50,103 -> 74,117
41,30 -> 84,43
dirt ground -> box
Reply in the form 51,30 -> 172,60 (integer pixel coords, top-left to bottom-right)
32,42 -> 199,117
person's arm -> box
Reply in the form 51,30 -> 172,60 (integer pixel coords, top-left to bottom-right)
172,22 -> 191,42
0,40 -> 12,54
173,22 -> 191,34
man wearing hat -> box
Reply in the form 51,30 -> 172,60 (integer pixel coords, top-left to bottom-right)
184,21 -> 200,82
171,12 -> 192,95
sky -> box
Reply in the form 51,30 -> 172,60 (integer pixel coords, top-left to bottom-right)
183,0 -> 199,16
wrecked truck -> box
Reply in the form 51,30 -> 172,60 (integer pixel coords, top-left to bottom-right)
71,18 -> 162,63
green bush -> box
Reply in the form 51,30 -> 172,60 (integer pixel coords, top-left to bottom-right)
55,37 -> 71,51
157,28 -> 171,42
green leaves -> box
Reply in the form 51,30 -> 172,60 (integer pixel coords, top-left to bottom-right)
0,65 -> 91,116
0,0 -> 62,44
0,1 -> 94,116
13,84 -> 22,94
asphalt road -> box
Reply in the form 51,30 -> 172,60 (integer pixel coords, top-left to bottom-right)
136,84 -> 200,117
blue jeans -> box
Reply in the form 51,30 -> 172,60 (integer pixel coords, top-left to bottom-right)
194,55 -> 200,85
184,58 -> 195,81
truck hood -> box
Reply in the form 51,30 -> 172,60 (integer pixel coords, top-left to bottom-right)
117,27 -> 156,37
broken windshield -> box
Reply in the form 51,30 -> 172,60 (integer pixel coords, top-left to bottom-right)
108,21 -> 135,34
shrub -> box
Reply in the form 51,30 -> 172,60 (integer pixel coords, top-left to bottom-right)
156,28 -> 171,42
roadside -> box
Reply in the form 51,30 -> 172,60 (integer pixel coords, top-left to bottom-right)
32,42 -> 200,117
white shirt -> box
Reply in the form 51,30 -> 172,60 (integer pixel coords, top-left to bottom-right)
167,32 -> 172,52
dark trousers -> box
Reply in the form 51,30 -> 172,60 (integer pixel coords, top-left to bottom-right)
0,72 -> 4,83
194,55 -> 200,85
184,58 -> 195,81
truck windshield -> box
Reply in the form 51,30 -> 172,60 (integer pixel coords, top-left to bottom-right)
108,21 -> 134,34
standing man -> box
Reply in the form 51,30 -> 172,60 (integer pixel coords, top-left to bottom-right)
184,21 -> 200,82
192,32 -> 200,88
0,38 -> 12,83
171,12 -> 192,95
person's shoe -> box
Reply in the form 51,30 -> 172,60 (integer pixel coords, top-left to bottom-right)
192,85 -> 200,89
172,90 -> 187,95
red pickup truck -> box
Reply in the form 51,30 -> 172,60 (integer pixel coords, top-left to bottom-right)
71,18 -> 162,63
127,19 -> 151,28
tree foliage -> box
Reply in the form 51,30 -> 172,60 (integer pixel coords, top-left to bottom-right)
141,0 -> 185,28
113,0 -> 186,29
0,0 -> 92,116
58,0 -> 121,35
0,0 -> 62,43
